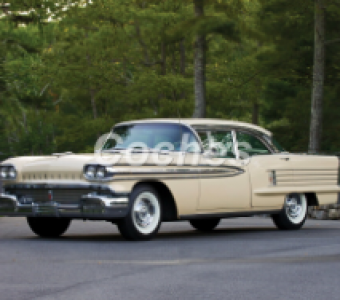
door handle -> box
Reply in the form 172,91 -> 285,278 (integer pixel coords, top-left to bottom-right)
280,157 -> 290,161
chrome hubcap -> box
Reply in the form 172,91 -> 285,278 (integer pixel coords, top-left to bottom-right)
134,198 -> 155,229
286,197 -> 302,218
285,193 -> 306,224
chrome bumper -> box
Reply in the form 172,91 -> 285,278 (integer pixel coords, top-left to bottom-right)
0,192 -> 129,219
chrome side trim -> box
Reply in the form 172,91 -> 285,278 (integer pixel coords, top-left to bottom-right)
180,209 -> 282,220
267,168 -> 339,171
255,186 -> 340,195
81,193 -> 129,206
106,166 -> 243,175
84,165 -> 245,182
109,166 -> 245,181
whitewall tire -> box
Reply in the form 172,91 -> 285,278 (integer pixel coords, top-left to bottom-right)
118,185 -> 162,241
272,193 -> 308,230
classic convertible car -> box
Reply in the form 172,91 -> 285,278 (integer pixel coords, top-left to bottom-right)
0,119 -> 339,240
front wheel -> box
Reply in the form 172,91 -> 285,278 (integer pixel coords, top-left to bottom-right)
27,217 -> 71,238
189,218 -> 220,231
272,193 -> 307,230
117,185 -> 162,241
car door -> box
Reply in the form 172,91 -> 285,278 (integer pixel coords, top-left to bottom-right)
195,129 -> 251,211
235,130 -> 294,208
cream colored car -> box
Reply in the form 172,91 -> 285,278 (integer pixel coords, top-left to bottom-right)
0,119 -> 339,240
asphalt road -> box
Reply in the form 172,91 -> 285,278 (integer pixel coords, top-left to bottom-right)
0,217 -> 340,300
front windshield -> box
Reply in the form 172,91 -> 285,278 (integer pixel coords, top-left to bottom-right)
102,123 -> 201,152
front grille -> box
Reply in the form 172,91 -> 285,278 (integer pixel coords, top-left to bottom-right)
10,189 -> 88,204
5,188 -> 112,205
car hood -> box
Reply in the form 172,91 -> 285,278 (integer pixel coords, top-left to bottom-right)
3,152 -> 192,181
3,154 -> 99,181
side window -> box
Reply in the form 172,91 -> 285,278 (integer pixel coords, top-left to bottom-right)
181,126 -> 202,153
197,131 -> 210,151
236,131 -> 270,158
197,130 -> 236,158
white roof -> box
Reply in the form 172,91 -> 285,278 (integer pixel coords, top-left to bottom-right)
115,118 -> 272,136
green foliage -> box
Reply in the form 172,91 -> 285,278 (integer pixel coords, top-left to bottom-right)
1,0 -> 340,159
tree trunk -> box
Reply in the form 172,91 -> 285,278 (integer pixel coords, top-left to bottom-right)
192,0 -> 206,118
309,0 -> 325,153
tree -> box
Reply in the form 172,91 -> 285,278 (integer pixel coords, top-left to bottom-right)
309,0 -> 325,153
169,0 -> 250,118
255,0 -> 340,152
192,0 -> 206,117
308,0 -> 340,153
2,0 -> 340,158
0,21 -> 57,156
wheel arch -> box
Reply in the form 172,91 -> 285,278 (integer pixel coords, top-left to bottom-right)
304,192 -> 319,207
132,180 -> 178,221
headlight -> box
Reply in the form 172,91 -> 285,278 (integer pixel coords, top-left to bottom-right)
96,166 -> 106,179
8,167 -> 17,179
85,166 -> 96,178
0,165 -> 17,180
84,165 -> 110,180
1,167 -> 8,179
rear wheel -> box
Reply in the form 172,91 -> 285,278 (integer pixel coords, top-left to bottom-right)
117,185 -> 162,241
189,218 -> 220,231
272,193 -> 307,230
27,217 -> 71,238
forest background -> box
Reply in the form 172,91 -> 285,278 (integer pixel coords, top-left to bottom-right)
1,0 -> 340,159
